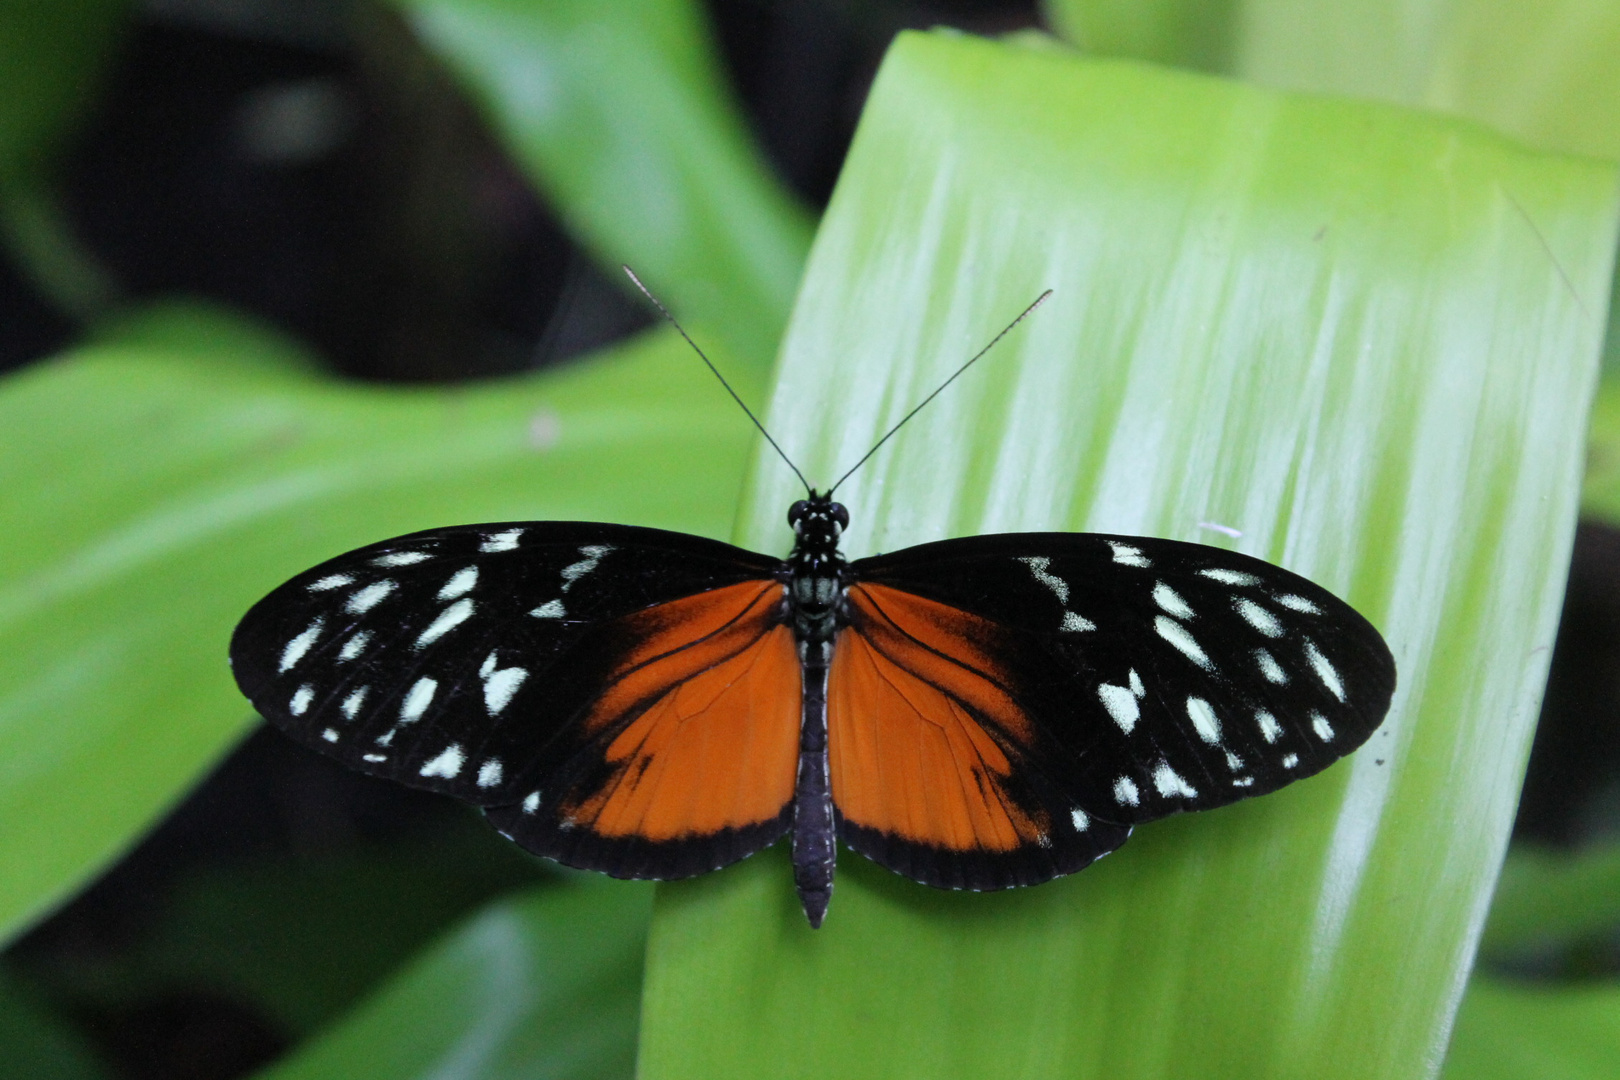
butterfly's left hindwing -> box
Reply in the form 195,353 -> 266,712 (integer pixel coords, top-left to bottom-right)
230,522 -> 799,880
838,532 -> 1394,887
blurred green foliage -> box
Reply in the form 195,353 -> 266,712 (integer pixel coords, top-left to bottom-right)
0,1 -> 1616,1079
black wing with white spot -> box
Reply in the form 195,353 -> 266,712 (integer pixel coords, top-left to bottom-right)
851,532 -> 1395,833
230,521 -> 784,820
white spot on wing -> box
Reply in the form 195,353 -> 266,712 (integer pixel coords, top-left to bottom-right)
279,619 -> 324,672
480,529 -> 524,553
1303,640 -> 1346,701
1311,713 -> 1336,742
478,759 -> 503,788
1255,710 -> 1282,743
1225,750 -> 1244,771
1232,776 -> 1254,787
1108,541 -> 1150,567
438,567 -> 478,601
529,598 -> 566,619
400,677 -> 437,723
483,667 -> 529,714
1113,776 -> 1140,806
346,580 -> 396,614
1070,808 -> 1090,831
1019,556 -> 1069,603
480,651 -> 498,679
1152,760 -> 1198,798
321,728 -> 338,742
522,791 -> 541,813
363,753 -> 387,763
1256,649 -> 1287,684
415,598 -> 474,648
1282,753 -> 1299,768
420,744 -> 465,778
1199,568 -> 1260,586
373,551 -> 430,567
338,630 -> 371,662
1234,598 -> 1284,637
1275,593 -> 1322,614
1153,582 -> 1193,619
290,684 -> 314,716
1155,616 -> 1211,668
560,545 -> 613,591
1097,684 -> 1139,733
1129,669 -> 1144,697
308,574 -> 352,591
1186,697 -> 1221,744
1061,611 -> 1097,632
341,686 -> 368,720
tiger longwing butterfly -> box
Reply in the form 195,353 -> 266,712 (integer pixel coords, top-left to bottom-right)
231,276 -> 1396,927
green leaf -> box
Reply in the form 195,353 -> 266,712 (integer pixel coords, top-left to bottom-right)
1479,843 -> 1620,958
638,30 -> 1617,1080
1581,375 -> 1620,519
1441,975 -> 1620,1080
398,0 -> 814,369
0,0 -> 128,185
1050,0 -> 1620,381
0,966 -> 113,1080
0,303 -> 762,945
0,0 -> 129,317
1044,0 -> 1237,71
31,815 -> 553,1038
1045,0 -> 1620,162
250,878 -> 651,1080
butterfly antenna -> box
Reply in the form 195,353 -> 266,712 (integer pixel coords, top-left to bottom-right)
623,266 -> 812,495
827,288 -> 1052,497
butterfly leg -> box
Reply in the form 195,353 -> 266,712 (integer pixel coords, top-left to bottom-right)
792,639 -> 836,927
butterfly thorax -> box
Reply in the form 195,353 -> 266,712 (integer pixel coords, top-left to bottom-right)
784,493 -> 851,647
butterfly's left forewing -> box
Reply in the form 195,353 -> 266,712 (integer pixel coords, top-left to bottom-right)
230,522 -> 800,880
836,532 -> 1395,889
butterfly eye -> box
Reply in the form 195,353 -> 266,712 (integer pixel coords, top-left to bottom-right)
788,500 -> 810,528
830,503 -> 849,530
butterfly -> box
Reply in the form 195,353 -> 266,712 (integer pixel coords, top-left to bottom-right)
230,277 -> 1396,927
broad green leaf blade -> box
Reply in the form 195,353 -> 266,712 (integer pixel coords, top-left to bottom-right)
1047,0 -> 1620,378
0,304 -> 761,944
1045,0 -> 1620,161
252,879 -> 652,1080
1440,975 -> 1620,1080
639,30 -> 1618,1080
1229,0 -> 1620,162
399,0 -> 814,369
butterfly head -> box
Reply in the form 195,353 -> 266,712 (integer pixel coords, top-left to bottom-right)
789,492 -> 848,539
787,492 -> 849,564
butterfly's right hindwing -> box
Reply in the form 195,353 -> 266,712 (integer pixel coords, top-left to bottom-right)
230,522 -> 795,878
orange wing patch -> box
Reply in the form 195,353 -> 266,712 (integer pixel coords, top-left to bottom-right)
829,584 -> 1047,852
562,581 -> 800,842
